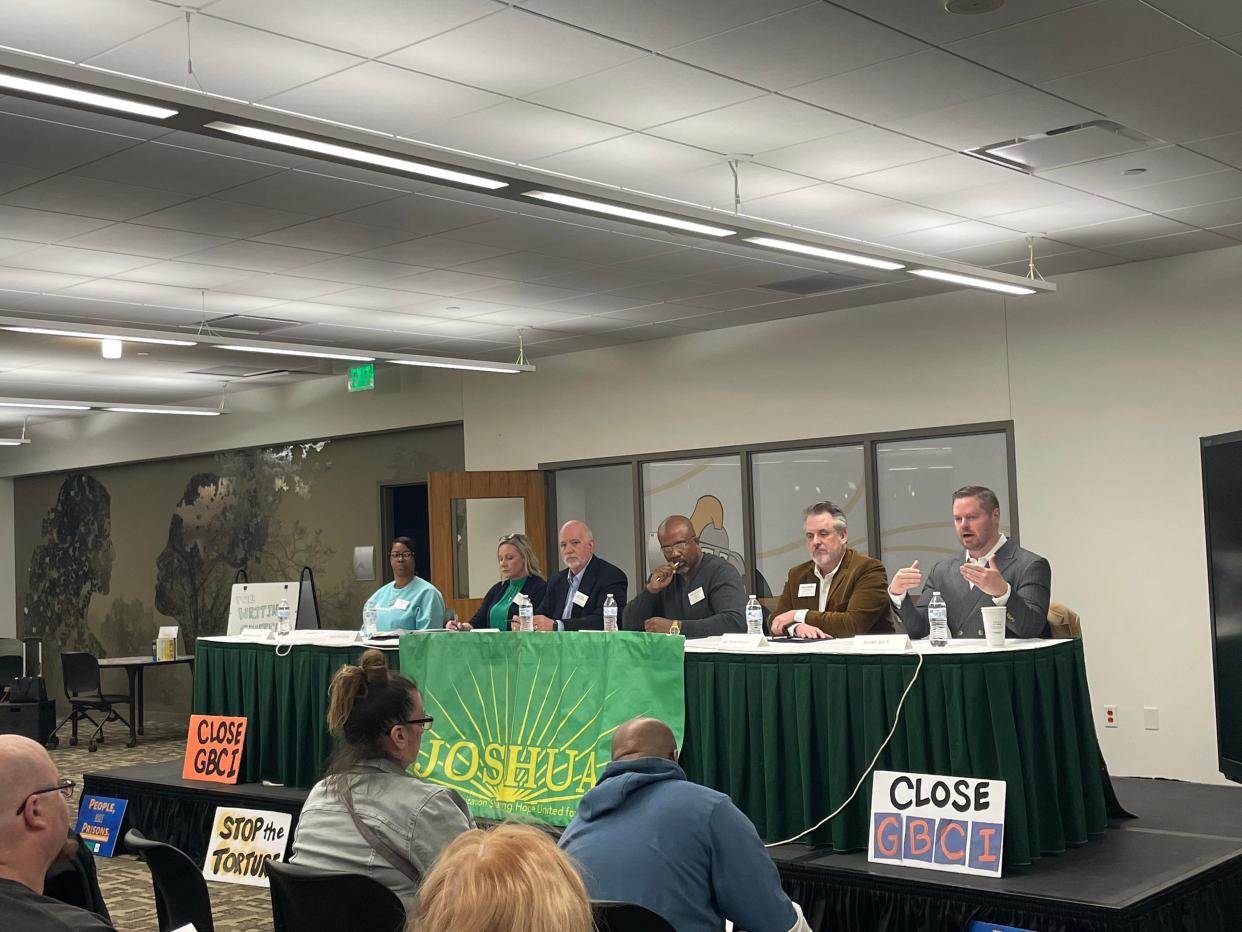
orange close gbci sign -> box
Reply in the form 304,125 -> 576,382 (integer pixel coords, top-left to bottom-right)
182,714 -> 248,784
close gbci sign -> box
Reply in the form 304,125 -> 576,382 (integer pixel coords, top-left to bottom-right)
868,770 -> 1006,877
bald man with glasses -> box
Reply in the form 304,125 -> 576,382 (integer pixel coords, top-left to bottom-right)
0,735 -> 114,930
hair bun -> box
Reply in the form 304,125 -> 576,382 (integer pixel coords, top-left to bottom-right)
359,648 -> 390,685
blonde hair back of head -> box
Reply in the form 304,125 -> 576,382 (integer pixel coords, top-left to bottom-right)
410,823 -> 593,932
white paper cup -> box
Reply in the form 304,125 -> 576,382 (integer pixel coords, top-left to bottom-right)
981,606 -> 1006,647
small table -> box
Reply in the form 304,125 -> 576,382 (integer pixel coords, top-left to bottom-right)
98,655 -> 195,745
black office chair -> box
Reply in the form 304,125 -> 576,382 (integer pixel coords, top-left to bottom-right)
593,900 -> 676,931
125,829 -> 215,932
265,860 -> 405,932
49,652 -> 134,751
0,655 -> 21,698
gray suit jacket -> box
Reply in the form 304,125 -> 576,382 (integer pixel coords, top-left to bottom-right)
898,539 -> 1051,640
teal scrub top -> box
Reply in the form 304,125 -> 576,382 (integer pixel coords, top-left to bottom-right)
367,577 -> 446,632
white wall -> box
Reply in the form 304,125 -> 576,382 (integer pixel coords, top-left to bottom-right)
0,478 -> 13,637
461,243 -> 1242,785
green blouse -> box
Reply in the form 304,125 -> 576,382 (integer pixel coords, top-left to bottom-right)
487,577 -> 527,629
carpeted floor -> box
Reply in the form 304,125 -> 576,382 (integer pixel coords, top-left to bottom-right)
50,714 -> 275,931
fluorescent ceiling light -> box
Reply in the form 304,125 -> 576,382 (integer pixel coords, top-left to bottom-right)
523,191 -> 737,237
217,345 -> 375,362
0,438 -> 31,446
1,326 -> 197,346
105,407 -> 222,417
206,122 -> 508,190
744,236 -> 905,271
908,269 -> 1037,296
0,71 -> 178,119
389,360 -> 522,374
0,401 -> 90,411
101,338 -> 122,359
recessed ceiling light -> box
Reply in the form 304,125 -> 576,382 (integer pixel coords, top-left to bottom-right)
1,325 -> 197,346
216,345 -> 375,362
206,122 -> 508,190
101,338 -> 122,359
104,407 -> 222,416
523,191 -> 737,237
0,71 -> 178,119
909,269 -> 1037,296
744,236 -> 905,271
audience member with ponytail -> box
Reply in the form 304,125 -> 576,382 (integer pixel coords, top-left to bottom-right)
289,649 -> 472,904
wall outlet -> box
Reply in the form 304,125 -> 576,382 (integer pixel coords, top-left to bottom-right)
1104,705 -> 1118,728
1144,706 -> 1159,730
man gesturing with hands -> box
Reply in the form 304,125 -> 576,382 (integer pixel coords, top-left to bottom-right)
890,485 -> 1052,640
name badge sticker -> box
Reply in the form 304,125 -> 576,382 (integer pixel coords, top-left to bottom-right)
798,583 -> 818,598
572,590 -> 589,607
393,598 -> 410,610
688,587 -> 705,605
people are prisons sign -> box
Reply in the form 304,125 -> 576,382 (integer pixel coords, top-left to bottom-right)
399,632 -> 685,826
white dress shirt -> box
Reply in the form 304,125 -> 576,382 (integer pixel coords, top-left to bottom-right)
790,556 -> 843,636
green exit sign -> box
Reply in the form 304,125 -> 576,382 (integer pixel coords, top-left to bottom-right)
348,363 -> 375,392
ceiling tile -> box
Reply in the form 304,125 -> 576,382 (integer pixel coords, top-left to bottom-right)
0,206 -> 112,243
0,238 -> 40,262
215,169 -> 404,216
1039,146 -> 1226,193
253,218 -> 412,253
942,235 -> 1078,268
518,0 -> 808,50
649,95 -> 860,155
58,223 -> 231,259
467,282 -> 592,306
136,198 -> 312,238
261,61 -> 505,136
263,323 -> 431,351
206,0 -> 498,58
182,241 -> 337,273
0,175 -> 187,222
886,88 -> 1098,151
1142,0 -> 1242,39
788,49 -> 1022,124
669,4 -> 922,90
212,273 -> 346,301
466,307 -> 585,328
824,0 -> 1094,45
415,101 -> 626,163
358,235 -> 511,268
880,221 -> 1026,255
1162,196 -> 1242,229
71,141 -> 285,196
291,255 -> 436,285
1048,214 -> 1196,249
0,113 -> 141,174
87,14 -> 363,101
385,9 -> 642,97
447,252 -> 595,281
15,245 -> 154,277
334,194 -> 507,236
392,268 -> 513,295
646,161 -> 821,211
0,162 -> 56,196
531,134 -> 723,190
948,0 -> 1199,84
990,249 -> 1125,276
526,56 -> 762,130
604,300 -> 735,323
838,153 -> 1021,201
0,0 -> 180,62
915,173 -> 1077,218
441,216 -> 673,263
112,260 -> 263,289
304,286 -> 432,310
0,267 -> 91,292
985,193 -> 1147,232
1186,131 -> 1242,169
1041,43 -> 1242,143
758,128 -> 945,182
1093,229 -> 1237,260
1112,170 -> 1242,211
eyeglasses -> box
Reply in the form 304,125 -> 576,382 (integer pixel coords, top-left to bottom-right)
660,536 -> 698,557
389,552 -> 414,560
404,716 -> 434,731
15,779 -> 75,815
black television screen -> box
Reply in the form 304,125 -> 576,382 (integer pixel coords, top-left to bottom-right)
1202,429 -> 1242,783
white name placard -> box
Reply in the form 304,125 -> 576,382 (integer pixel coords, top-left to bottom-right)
852,634 -> 912,653
228,583 -> 298,636
868,770 -> 1006,877
718,632 -> 766,650
203,806 -> 292,888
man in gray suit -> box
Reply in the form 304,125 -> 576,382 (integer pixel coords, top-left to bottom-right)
889,485 -> 1051,639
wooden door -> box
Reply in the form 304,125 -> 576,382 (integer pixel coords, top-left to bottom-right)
428,471 -> 547,622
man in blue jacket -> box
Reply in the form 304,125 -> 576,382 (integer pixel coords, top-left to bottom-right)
559,717 -> 809,932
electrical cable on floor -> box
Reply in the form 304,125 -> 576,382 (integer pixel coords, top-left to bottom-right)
764,650 -> 925,848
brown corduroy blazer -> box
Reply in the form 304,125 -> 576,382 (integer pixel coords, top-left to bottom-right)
770,547 -> 894,637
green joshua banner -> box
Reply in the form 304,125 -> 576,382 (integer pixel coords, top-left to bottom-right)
399,631 -> 684,826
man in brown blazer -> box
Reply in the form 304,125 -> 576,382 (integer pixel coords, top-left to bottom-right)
768,501 -> 892,639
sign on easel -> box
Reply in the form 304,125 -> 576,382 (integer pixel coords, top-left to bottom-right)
182,715 -> 247,784
75,795 -> 127,857
228,582 -> 299,636
203,806 -> 292,888
869,770 -> 1006,877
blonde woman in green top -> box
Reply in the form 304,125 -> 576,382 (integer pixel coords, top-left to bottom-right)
448,533 -> 547,631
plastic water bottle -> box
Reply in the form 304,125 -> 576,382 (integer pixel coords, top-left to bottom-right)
929,591 -> 949,647
746,595 -> 763,637
603,594 -> 618,632
362,600 -> 377,639
276,597 -> 292,637
517,594 -> 534,632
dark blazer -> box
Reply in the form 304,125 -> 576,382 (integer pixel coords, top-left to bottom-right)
770,548 -> 893,637
467,575 -> 547,630
898,538 -> 1051,640
535,556 -> 628,632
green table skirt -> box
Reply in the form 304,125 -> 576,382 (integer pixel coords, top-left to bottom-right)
192,638 -> 1107,866
677,639 -> 1107,866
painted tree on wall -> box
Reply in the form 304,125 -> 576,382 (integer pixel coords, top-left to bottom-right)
24,473 -> 113,656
